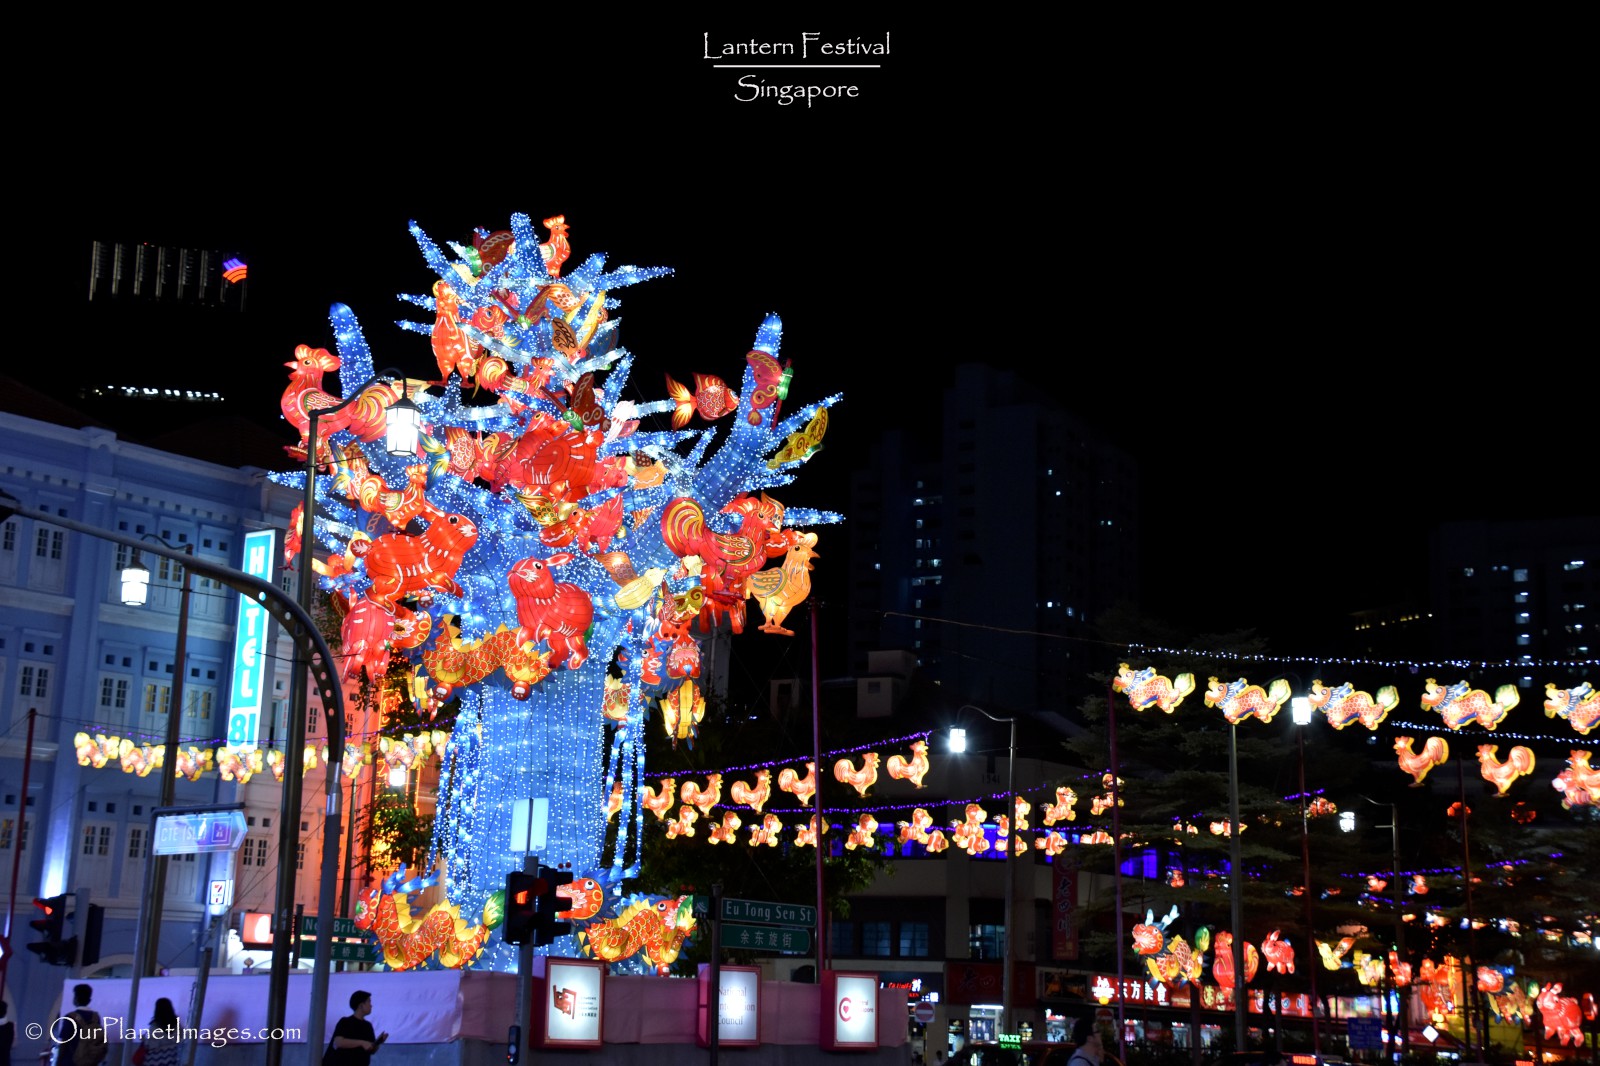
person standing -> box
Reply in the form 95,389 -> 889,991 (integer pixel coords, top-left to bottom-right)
324,991 -> 388,1066
1068,1016 -> 1103,1066
132,998 -> 180,1066
53,984 -> 107,1066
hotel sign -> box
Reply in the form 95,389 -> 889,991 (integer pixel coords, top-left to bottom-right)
226,529 -> 275,751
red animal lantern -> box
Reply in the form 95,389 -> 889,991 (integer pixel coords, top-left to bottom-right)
1537,983 -> 1585,1046
507,552 -> 594,669
354,512 -> 479,610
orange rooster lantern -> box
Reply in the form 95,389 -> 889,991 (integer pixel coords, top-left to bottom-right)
729,769 -> 773,813
778,761 -> 817,806
1394,735 -> 1450,784
1113,663 -> 1196,713
1476,744 -> 1536,795
1545,681 -> 1599,735
747,531 -> 819,636
1205,677 -> 1291,725
833,751 -> 881,797
886,739 -> 931,788
1420,678 -> 1519,730
1309,679 -> 1399,731
1553,749 -> 1600,809
1213,932 -> 1259,988
679,773 -> 723,817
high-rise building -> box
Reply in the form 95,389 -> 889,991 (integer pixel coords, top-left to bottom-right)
1428,516 -> 1599,682
847,364 -> 1139,715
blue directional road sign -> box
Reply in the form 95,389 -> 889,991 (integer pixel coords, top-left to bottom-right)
153,807 -> 249,855
1347,1017 -> 1383,1050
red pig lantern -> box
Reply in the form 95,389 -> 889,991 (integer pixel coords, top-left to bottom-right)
507,552 -> 594,669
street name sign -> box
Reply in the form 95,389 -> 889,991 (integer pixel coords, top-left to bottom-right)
719,898 -> 817,926
299,916 -> 364,938
721,921 -> 811,954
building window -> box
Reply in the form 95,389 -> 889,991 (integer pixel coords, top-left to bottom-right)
861,921 -> 893,957
1517,634 -> 1531,646
969,923 -> 1004,960
899,921 -> 931,957
81,824 -> 112,857
829,921 -> 855,956
185,688 -> 216,723
296,843 -> 306,871
100,677 -> 130,711
18,665 -> 49,699
1514,568 -> 1529,582
144,684 -> 171,715
128,826 -> 147,859
1,521 -> 14,552
35,528 -> 64,559
157,557 -> 185,583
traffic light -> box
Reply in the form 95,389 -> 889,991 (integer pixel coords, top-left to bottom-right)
27,895 -> 77,966
503,871 -> 542,946
81,904 -> 105,966
534,864 -> 573,946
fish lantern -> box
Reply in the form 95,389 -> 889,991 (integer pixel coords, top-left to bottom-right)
1317,937 -> 1356,970
1113,663 -> 1197,713
1420,678 -> 1519,730
1309,679 -> 1399,731
660,679 -> 705,749
1204,677 -> 1291,725
1544,681 -> 1599,735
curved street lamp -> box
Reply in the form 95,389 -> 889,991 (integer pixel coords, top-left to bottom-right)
120,534 -> 194,1059
270,367 -> 417,1066
950,704 -> 1018,1041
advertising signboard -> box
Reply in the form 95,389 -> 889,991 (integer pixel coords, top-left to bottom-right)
821,971 -> 880,1051
534,957 -> 605,1049
226,529 -> 275,751
697,964 -> 762,1047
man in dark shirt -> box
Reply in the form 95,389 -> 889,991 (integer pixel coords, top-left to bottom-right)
324,991 -> 388,1066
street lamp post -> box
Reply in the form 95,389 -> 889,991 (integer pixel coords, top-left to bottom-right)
1290,697 -> 1321,1061
270,367 -> 418,1066
1358,795 -> 1407,1062
951,705 -> 1018,1040
120,536 -> 194,1056
1228,722 -> 1247,1051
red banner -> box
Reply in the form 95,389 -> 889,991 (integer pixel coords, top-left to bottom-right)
1052,863 -> 1078,960
945,962 -> 1038,1007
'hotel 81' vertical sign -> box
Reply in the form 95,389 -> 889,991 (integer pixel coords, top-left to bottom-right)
227,529 -> 276,751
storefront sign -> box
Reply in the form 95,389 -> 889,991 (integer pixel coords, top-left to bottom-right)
226,529 -> 274,752
535,957 -> 605,1049
699,965 -> 761,1047
1052,863 -> 1079,959
821,971 -> 879,1050
946,962 -> 1039,1007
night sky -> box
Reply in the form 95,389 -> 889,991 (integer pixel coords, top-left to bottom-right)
39,26 -> 1590,653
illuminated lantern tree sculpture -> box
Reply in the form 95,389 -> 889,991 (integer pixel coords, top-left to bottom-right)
276,213 -> 840,971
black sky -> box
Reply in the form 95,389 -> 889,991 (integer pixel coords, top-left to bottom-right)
38,26 -> 1592,649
